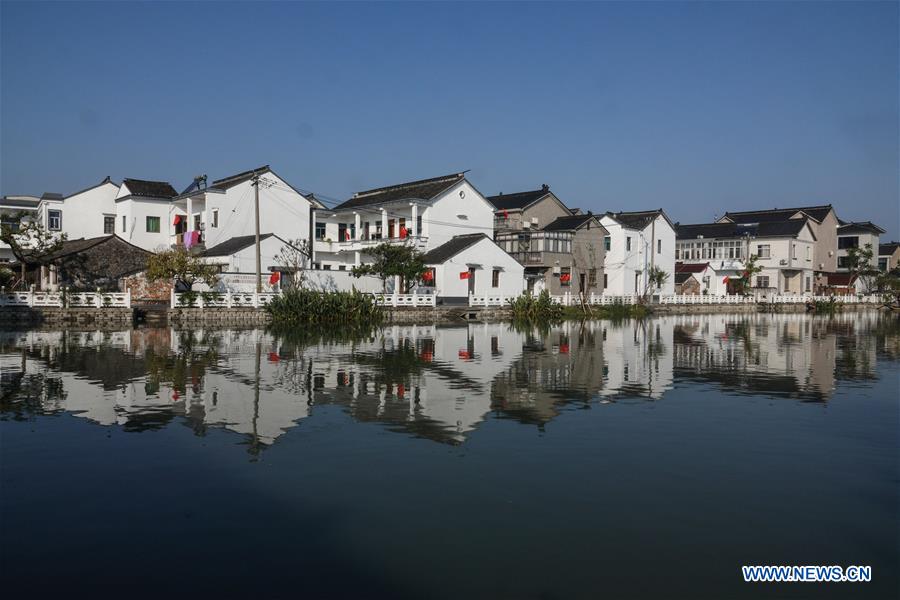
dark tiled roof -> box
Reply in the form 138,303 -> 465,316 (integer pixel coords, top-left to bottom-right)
122,178 -> 178,198
421,233 -> 488,264
675,262 -> 709,273
40,192 -> 64,201
203,233 -> 275,257
837,221 -> 885,235
879,242 -> 900,256
0,196 -> 40,209
65,176 -> 119,199
674,273 -> 696,285
335,173 -> 466,210
723,204 -> 833,224
486,186 -> 551,211
606,209 -> 671,230
211,165 -> 271,190
542,214 -> 599,231
676,219 -> 810,240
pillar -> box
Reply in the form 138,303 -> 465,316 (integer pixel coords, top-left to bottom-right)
354,212 -> 361,240
381,209 -> 388,240
410,203 -> 418,237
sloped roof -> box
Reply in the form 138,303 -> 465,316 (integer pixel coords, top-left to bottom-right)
42,235 -> 150,262
674,273 -> 697,285
837,221 -> 885,235
211,165 -> 271,190
675,262 -> 709,273
421,233 -> 488,264
606,209 -> 674,230
65,176 -> 119,199
722,204 -> 833,224
879,242 -> 900,256
40,192 -> 63,201
486,186 -> 551,211
122,178 -> 178,199
335,172 -> 467,210
0,196 -> 40,209
676,219 -> 812,240
202,233 -> 275,257
542,214 -> 601,231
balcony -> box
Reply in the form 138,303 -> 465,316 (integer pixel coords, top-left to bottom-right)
496,231 -> 574,267
314,234 -> 428,255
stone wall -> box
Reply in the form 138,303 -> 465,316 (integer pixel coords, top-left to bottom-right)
168,308 -> 273,327
0,307 -> 134,327
123,272 -> 172,303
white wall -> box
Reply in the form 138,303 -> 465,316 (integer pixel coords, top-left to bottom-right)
425,179 -> 495,249
118,197 -> 178,251
601,214 -> 676,295
429,236 -> 524,300
41,181 -> 119,240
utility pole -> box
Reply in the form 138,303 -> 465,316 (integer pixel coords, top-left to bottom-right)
251,173 -> 262,293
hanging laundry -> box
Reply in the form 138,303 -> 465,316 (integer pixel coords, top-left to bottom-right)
269,271 -> 280,285
399,226 -> 408,239
191,230 -> 200,246
183,230 -> 192,249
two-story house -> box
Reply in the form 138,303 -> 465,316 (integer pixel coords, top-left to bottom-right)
879,242 -> 900,273
115,178 -> 180,251
675,219 -> 818,295
35,177 -> 120,241
718,204 -> 839,291
599,210 -> 676,296
488,185 -> 607,296
836,221 -> 883,271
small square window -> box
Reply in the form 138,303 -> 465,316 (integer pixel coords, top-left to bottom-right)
103,215 -> 115,234
48,210 -> 62,231
146,216 -> 161,233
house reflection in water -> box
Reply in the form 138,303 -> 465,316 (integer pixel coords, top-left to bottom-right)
1,312 -> 896,450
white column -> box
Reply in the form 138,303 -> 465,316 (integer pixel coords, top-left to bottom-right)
381,209 -> 388,240
422,207 -> 430,240
354,212 -> 361,240
410,203 -> 418,237
354,251 -> 360,267
186,197 -> 193,231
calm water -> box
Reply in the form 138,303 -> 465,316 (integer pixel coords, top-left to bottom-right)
1,313 -> 898,599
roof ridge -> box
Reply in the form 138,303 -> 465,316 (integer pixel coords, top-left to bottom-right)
354,172 -> 466,198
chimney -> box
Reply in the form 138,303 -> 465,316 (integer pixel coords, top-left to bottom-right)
541,184 -> 549,192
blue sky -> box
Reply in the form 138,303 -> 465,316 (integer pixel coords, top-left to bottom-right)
2,1 -> 897,238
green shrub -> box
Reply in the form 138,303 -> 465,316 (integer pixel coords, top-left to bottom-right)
507,290 -> 563,322
266,288 -> 383,326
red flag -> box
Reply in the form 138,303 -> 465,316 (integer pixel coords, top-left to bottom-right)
560,273 -> 571,282
422,270 -> 434,281
723,276 -> 730,284
559,344 -> 569,354
269,271 -> 281,285
459,271 -> 469,280
173,215 -> 181,226
458,350 -> 471,359
267,352 -> 280,362
502,209 -> 509,220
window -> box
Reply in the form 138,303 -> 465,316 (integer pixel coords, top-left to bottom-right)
338,223 -> 348,242
657,239 -> 662,254
212,209 -> 219,228
791,244 -> 797,259
48,210 -> 62,231
837,256 -> 850,269
122,215 -> 127,233
879,258 -> 888,271
756,275 -> 770,288
416,215 -> 423,236
103,215 -> 115,234
757,244 -> 771,258
492,269 -> 500,288
388,219 -> 395,238
604,236 -> 611,251
806,246 -> 811,261
588,268 -> 597,288
626,236 -> 632,252
315,223 -> 326,240
838,236 -> 859,250
146,216 -> 160,233
805,276 -> 811,292
193,214 -> 201,231
603,273 -> 608,288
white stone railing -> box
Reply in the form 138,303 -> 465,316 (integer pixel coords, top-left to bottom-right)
372,293 -> 436,307
0,287 -> 131,308
766,294 -> 887,304
469,293 -> 509,307
170,290 -> 279,309
660,294 -> 756,305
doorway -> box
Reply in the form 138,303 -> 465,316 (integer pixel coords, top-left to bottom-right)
468,267 -> 476,294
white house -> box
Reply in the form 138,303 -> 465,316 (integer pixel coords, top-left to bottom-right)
675,219 -> 818,295
419,233 -> 524,304
836,221 -> 883,272
35,177 -> 120,241
311,172 -> 495,270
599,209 -> 676,296
172,165 -> 322,254
115,178 -> 180,251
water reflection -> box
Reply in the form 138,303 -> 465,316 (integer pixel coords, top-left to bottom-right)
2,312 -> 898,449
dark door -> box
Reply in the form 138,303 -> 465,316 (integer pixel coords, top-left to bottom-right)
579,273 -> 586,292
468,268 -> 476,294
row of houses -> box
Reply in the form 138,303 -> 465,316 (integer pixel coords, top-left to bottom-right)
2,165 -> 897,301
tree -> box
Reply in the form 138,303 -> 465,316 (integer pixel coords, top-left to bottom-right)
351,242 -> 428,292
845,243 -> 879,293
146,246 -> 219,290
274,238 -> 311,290
0,213 -> 67,288
731,254 -> 763,295
644,265 -> 670,297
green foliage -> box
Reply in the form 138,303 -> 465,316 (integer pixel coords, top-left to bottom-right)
351,243 -> 428,292
178,291 -> 199,307
732,254 -> 763,295
646,266 -> 670,294
811,298 -> 843,313
845,244 -> 880,292
274,238 -> 310,290
266,288 -> 383,326
0,265 -> 14,288
562,301 -> 650,320
507,290 -> 563,322
146,246 -> 219,290
0,214 -> 67,289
